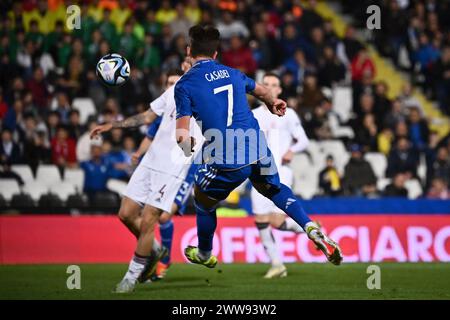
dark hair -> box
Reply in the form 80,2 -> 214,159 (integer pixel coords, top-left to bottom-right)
1,128 -> 12,135
56,124 -> 68,132
263,72 -> 281,82
188,25 -> 220,57
69,109 -> 80,116
167,68 -> 184,78
48,111 -> 60,118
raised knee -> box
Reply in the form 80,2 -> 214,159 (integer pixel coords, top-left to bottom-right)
159,213 -> 171,224
118,208 -> 133,223
253,182 -> 277,198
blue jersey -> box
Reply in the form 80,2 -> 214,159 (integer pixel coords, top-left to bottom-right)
175,59 -> 267,169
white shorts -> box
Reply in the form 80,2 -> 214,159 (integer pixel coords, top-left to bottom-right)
251,165 -> 293,215
123,164 -> 184,213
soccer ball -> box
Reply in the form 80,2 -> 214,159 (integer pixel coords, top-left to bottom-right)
96,53 -> 130,86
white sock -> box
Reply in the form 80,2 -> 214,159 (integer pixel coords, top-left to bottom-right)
304,221 -> 320,235
124,254 -> 148,283
153,238 -> 161,252
257,222 -> 282,266
278,218 -> 304,233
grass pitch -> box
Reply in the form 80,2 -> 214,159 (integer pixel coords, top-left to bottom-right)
0,263 -> 449,300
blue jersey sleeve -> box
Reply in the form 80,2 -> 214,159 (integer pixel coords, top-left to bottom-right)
240,71 -> 256,93
146,116 -> 162,139
175,81 -> 193,119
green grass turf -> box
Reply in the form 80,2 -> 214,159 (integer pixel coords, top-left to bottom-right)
0,263 -> 449,300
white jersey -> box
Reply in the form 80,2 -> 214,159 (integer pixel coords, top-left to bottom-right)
251,105 -> 309,215
140,85 -> 204,178
252,105 -> 309,168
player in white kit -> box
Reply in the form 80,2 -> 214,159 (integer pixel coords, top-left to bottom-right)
90,66 -> 203,293
251,73 -> 310,279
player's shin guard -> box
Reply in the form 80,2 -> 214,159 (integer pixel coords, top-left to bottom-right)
195,201 -> 217,260
277,218 -> 304,233
266,184 -> 312,229
159,220 -> 174,264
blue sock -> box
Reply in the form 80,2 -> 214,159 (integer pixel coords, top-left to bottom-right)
195,201 -> 217,255
268,184 -> 312,229
159,220 -> 174,264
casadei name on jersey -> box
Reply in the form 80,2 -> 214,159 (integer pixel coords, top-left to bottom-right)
205,69 -> 230,82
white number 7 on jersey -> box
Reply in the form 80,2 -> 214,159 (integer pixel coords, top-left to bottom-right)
214,84 -> 234,126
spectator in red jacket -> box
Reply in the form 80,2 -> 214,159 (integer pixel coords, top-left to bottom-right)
222,35 -> 257,76
51,125 -> 77,168
26,67 -> 49,112
351,48 -> 376,82
0,92 -> 8,120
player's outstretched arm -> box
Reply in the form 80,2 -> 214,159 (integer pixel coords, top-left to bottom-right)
89,110 -> 157,139
252,83 -> 287,117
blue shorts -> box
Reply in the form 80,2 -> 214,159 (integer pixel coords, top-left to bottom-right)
173,161 -> 199,215
194,155 -> 281,201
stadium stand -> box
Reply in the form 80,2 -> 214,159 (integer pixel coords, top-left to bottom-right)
11,164 -> 34,183
35,165 -> 62,186
364,152 -> 387,179
0,194 -> 6,208
0,0 -> 449,214
72,98 -> 97,125
0,179 -> 21,201
64,168 -> 85,192
22,181 -> 49,201
107,178 -> 128,196
49,182 -> 76,201
10,192 -> 35,209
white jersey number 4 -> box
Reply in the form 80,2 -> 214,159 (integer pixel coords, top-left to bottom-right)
214,84 -> 233,126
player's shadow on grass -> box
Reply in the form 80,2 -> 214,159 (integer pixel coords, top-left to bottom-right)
140,282 -> 228,292
139,277 -> 229,291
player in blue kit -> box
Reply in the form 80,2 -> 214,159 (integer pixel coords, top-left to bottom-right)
175,25 -> 343,267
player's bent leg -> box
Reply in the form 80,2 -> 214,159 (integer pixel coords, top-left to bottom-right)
254,214 -> 287,279
253,182 -> 343,265
115,205 -> 163,293
136,205 -> 161,256
117,197 -> 143,238
184,186 -> 218,268
136,205 -> 170,283
271,214 -> 304,234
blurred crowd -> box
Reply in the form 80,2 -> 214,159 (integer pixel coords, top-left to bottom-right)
0,0 -> 449,202
341,0 -> 450,115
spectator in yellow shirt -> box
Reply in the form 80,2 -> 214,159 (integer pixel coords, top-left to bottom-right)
377,127 -> 394,156
23,0 -> 61,34
185,0 -> 202,24
319,155 -> 343,196
155,0 -> 177,25
111,0 -> 131,33
88,0 -> 104,22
